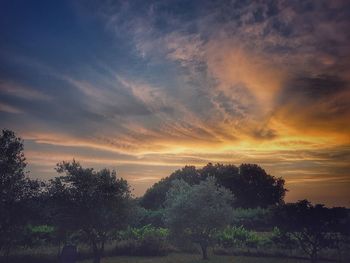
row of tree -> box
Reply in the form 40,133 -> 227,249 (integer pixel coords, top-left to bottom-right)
163,178 -> 349,262
0,129 -> 349,263
0,130 -> 131,262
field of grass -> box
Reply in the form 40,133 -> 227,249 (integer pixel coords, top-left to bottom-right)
4,243 -> 349,263
79,253 -> 310,263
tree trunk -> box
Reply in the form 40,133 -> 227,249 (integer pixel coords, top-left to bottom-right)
93,254 -> 101,263
200,243 -> 208,260
92,242 -> 101,263
4,244 -> 11,263
310,250 -> 318,263
57,240 -> 61,259
101,241 -> 105,257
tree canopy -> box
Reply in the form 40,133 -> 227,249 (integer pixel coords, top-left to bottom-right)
140,166 -> 201,210
47,160 -> 131,263
141,163 -> 286,210
164,177 -> 234,259
0,129 -> 40,258
273,200 -> 348,262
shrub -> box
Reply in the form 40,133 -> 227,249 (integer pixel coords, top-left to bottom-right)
132,207 -> 165,228
232,208 -> 272,230
217,226 -> 251,248
115,225 -> 170,256
217,226 -> 270,251
17,225 -> 56,248
270,227 -> 298,250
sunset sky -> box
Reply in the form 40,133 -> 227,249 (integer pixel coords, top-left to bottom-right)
1,0 -> 349,206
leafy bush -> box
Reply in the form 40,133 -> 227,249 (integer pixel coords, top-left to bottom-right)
19,225 -> 56,248
115,225 -> 170,256
132,206 -> 165,228
232,208 -> 272,230
218,226 -> 251,248
217,226 -> 270,250
270,227 -> 298,250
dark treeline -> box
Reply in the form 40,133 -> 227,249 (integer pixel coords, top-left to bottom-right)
140,163 -> 286,210
1,129 -> 349,263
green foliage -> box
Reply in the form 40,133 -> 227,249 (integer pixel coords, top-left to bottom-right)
270,227 -> 298,250
0,129 -> 41,257
217,226 -> 269,250
115,225 -> 170,256
141,166 -> 201,210
118,225 -> 169,241
48,160 -> 132,263
30,224 -> 55,234
274,200 -> 348,262
131,206 -> 165,228
217,226 -> 252,248
141,163 -> 286,210
165,177 -> 234,259
20,225 -> 56,248
232,208 -> 272,230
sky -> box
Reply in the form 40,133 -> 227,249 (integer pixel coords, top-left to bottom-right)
1,0 -> 350,207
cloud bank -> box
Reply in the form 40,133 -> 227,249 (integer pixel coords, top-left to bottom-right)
0,0 -> 349,206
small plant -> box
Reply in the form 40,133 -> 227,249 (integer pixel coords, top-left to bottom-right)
270,227 -> 298,251
217,226 -> 251,248
115,225 -> 170,256
22,225 -> 56,247
217,226 -> 270,252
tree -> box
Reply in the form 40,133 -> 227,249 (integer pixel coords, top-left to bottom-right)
0,129 -> 40,259
201,163 -> 286,208
48,160 -> 131,263
231,164 -> 286,208
141,163 -> 286,210
200,163 -> 239,190
274,200 -> 348,262
164,177 -> 234,259
140,166 -> 201,210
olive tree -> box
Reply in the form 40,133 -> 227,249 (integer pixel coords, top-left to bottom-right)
48,160 -> 131,263
165,177 -> 234,259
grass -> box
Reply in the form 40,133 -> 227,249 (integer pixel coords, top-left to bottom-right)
5,243 -> 349,263
79,253 -> 310,263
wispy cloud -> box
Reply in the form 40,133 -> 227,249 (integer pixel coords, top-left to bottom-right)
0,102 -> 23,114
0,80 -> 52,101
1,0 -> 350,206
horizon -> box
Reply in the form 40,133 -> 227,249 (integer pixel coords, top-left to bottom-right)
1,0 -> 350,207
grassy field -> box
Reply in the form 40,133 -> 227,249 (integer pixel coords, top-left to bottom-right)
79,253 -> 310,263
5,244 -> 349,263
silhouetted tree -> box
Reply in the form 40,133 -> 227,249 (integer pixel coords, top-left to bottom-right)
141,163 -> 286,210
233,164 -> 285,208
274,200 -> 348,263
140,166 -> 201,210
165,177 -> 234,259
200,163 -> 238,188
0,129 -> 40,259
48,160 -> 131,263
